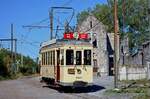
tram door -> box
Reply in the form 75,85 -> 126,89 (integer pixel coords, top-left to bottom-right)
56,50 -> 60,82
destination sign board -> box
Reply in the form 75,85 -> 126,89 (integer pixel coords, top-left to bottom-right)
63,32 -> 88,39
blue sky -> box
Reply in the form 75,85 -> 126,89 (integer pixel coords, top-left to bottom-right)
0,0 -> 107,59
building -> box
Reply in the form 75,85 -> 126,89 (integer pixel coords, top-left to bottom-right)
119,40 -> 150,80
121,38 -> 150,67
78,15 -> 114,76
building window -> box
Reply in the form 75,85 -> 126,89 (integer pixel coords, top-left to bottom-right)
90,21 -> 92,28
93,59 -> 97,67
93,33 -> 97,48
93,39 -> 97,48
66,50 -> 74,65
84,50 -> 91,65
76,51 -> 82,65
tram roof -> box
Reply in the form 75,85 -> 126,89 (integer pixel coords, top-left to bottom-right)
41,39 -> 92,48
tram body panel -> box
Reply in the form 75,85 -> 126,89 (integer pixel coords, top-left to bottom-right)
40,48 -> 56,79
60,66 -> 93,83
39,40 -> 93,86
59,45 -> 93,85
40,66 -> 55,78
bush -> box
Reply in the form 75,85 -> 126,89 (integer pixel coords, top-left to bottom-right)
19,66 -> 37,75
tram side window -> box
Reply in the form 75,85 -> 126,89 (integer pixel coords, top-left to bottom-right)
61,50 -> 64,65
46,52 -> 48,65
42,53 -> 44,65
50,51 -> 52,65
51,51 -> 53,65
66,50 -> 74,65
45,52 -> 47,65
43,53 -> 45,65
48,52 -> 50,65
53,51 -> 55,65
45,52 -> 46,65
76,51 -> 82,65
84,50 -> 91,65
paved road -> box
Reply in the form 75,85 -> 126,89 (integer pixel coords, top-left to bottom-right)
0,76 -> 133,99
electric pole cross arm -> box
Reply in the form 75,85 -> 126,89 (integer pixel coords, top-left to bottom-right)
0,38 -> 17,41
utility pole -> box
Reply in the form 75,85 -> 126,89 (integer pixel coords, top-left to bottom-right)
0,24 -> 17,72
21,53 -> 23,67
11,24 -> 14,64
20,37 -> 24,68
14,39 -> 17,72
114,0 -> 120,88
148,0 -> 150,39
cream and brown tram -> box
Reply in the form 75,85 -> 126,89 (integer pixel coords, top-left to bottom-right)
39,39 -> 93,87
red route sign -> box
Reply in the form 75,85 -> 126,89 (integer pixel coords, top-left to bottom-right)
63,32 -> 88,39
78,33 -> 88,39
64,32 -> 74,39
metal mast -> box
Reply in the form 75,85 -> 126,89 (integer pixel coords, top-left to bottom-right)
11,24 -> 14,64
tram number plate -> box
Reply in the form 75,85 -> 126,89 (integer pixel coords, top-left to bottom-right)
76,76 -> 82,79
68,69 -> 75,74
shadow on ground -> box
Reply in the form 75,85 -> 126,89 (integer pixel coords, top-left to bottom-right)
43,84 -> 105,93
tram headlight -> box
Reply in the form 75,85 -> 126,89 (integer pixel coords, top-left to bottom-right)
77,69 -> 81,74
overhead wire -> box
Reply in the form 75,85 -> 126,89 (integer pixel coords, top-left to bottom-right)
23,44 -> 39,58
30,17 -> 49,26
61,0 -> 73,7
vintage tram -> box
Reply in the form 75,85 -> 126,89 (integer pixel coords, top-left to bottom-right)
39,33 -> 93,87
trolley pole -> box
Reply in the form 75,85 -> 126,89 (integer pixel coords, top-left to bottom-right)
50,9 -> 53,40
114,0 -> 120,88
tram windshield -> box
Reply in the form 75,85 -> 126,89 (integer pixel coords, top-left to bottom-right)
76,51 -> 82,65
84,50 -> 91,65
66,49 -> 91,66
66,50 -> 74,65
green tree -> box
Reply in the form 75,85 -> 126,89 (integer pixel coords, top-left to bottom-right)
0,48 -> 38,78
0,49 -> 12,76
93,4 -> 113,32
3,55 -> 12,75
77,0 -> 149,50
0,53 -> 4,75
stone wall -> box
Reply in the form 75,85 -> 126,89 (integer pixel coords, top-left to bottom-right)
119,66 -> 149,80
